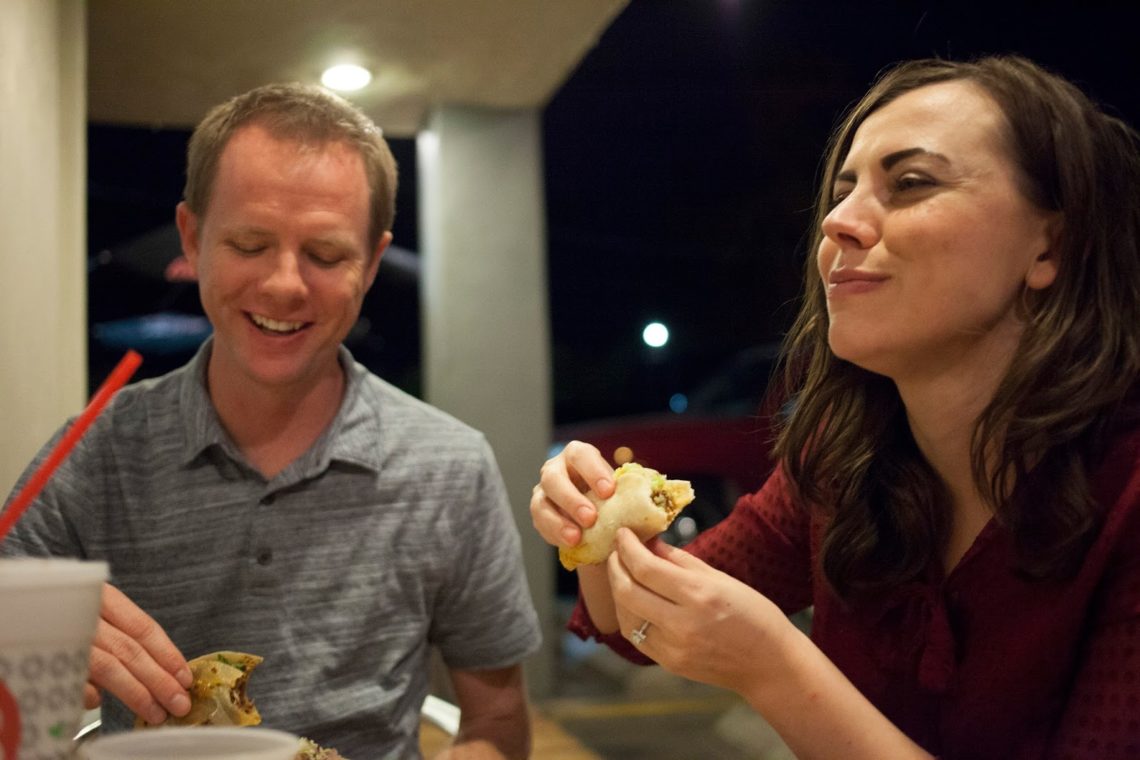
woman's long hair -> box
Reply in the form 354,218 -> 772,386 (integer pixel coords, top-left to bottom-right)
773,55 -> 1140,599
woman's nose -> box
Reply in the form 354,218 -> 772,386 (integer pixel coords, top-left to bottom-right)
820,192 -> 880,251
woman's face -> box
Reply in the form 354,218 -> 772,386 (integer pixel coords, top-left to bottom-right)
817,81 -> 1058,384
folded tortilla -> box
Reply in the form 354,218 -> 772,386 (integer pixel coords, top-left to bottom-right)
559,462 -> 695,571
136,650 -> 262,728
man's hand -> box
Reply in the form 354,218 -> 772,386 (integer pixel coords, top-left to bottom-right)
84,583 -> 193,725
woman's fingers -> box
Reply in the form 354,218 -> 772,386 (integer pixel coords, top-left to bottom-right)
609,529 -> 791,693
531,441 -> 616,547
607,549 -> 658,649
542,443 -> 609,524
612,530 -> 705,602
606,533 -> 683,641
530,483 -> 584,546
647,534 -> 705,567
561,441 -> 616,499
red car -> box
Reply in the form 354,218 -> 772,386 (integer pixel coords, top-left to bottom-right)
551,344 -> 782,546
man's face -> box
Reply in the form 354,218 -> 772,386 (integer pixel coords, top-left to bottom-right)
176,124 -> 389,393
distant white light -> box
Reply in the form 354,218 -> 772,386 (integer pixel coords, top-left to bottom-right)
321,63 -> 372,92
642,321 -> 669,348
674,516 -> 699,544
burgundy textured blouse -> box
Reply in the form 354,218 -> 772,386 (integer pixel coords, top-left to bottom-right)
569,427 -> 1140,759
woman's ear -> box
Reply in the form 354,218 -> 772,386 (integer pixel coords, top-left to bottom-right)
1026,213 -> 1063,291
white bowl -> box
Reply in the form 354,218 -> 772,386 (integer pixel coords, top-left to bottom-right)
79,726 -> 300,760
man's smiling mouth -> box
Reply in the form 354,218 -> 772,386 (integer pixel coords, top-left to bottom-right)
249,312 -> 307,334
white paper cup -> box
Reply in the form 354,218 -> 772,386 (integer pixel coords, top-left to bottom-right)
0,557 -> 107,760
79,726 -> 301,760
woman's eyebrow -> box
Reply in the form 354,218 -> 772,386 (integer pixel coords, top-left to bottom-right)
835,147 -> 952,185
881,147 -> 950,170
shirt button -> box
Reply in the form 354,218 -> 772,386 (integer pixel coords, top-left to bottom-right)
256,549 -> 273,566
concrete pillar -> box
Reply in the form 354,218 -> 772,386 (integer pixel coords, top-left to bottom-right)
0,0 -> 87,497
417,106 -> 556,696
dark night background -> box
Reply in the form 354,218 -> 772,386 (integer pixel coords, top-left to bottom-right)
87,1 -> 1140,426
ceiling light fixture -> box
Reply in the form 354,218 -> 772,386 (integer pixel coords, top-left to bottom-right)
321,63 -> 372,92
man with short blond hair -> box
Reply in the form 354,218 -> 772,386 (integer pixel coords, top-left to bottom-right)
3,83 -> 541,759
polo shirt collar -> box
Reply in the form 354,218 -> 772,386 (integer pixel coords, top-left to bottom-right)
176,338 -> 384,476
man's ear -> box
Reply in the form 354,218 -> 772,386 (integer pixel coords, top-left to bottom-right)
1026,212 -> 1063,291
365,231 -> 392,291
175,201 -> 202,276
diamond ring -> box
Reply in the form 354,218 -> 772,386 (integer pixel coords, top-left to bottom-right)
630,620 -> 650,645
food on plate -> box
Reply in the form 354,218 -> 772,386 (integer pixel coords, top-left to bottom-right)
135,650 -> 263,728
559,462 -> 695,570
295,737 -> 349,759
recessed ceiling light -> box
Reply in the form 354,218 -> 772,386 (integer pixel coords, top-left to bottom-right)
321,63 -> 372,92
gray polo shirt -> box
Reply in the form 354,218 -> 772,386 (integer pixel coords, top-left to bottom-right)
1,340 -> 542,758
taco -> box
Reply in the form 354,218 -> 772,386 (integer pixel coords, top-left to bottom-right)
136,650 -> 262,728
559,462 -> 695,570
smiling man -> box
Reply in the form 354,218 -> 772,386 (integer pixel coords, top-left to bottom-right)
2,84 -> 541,759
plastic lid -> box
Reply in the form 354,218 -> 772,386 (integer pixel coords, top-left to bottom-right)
0,558 -> 108,587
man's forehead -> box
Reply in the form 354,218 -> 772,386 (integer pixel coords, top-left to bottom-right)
200,127 -> 371,234
219,123 -> 363,168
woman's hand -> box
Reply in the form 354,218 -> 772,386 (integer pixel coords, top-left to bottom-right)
529,441 -> 615,548
605,528 -> 797,698
85,583 -> 193,725
606,529 -> 933,759
530,441 -> 626,631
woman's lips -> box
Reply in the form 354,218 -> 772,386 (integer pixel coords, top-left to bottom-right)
827,270 -> 888,295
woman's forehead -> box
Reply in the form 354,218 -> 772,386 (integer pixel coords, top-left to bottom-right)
844,81 -> 1006,165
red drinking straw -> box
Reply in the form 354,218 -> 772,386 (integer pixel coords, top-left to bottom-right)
0,349 -> 142,541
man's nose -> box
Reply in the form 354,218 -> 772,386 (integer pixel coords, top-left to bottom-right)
261,250 -> 307,299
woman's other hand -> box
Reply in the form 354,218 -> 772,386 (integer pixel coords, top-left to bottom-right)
606,528 -> 797,698
530,441 -> 615,549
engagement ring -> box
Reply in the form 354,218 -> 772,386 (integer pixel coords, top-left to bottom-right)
630,620 -> 650,645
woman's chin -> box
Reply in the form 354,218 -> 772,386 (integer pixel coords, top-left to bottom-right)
827,339 -> 895,379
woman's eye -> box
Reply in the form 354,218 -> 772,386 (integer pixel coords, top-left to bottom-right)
827,189 -> 851,209
894,174 -> 936,192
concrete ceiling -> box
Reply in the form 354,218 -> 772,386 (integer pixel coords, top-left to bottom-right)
88,0 -> 629,137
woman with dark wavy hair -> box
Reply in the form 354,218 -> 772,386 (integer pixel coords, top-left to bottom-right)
531,55 -> 1140,759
